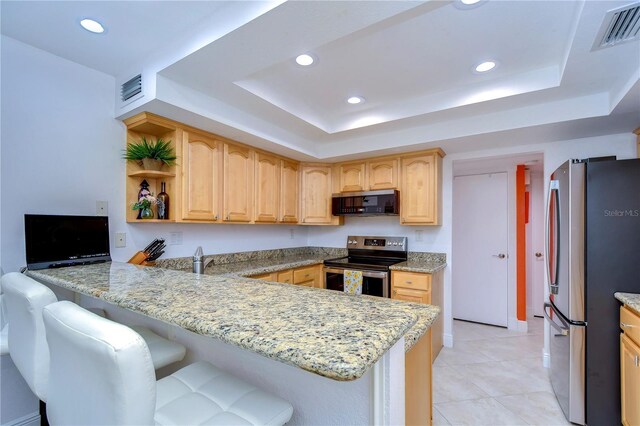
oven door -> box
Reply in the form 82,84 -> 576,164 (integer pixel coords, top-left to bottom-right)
323,267 -> 390,297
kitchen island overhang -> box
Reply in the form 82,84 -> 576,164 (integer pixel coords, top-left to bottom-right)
27,262 -> 439,424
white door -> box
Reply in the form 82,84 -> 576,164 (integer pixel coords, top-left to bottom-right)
453,172 -> 509,327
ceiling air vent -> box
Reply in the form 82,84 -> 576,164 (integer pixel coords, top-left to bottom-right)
121,74 -> 142,103
593,2 -> 640,50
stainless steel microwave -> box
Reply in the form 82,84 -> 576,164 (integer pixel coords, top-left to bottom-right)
331,190 -> 399,216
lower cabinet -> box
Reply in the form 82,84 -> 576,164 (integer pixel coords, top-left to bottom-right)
391,269 -> 443,363
251,264 -> 324,288
621,305 -> 640,426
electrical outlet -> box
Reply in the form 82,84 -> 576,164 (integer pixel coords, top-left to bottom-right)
96,201 -> 108,216
415,230 -> 424,242
169,232 -> 183,245
115,232 -> 126,248
290,229 -> 295,239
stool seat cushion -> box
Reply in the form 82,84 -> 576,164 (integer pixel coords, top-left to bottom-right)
155,362 -> 293,426
131,326 -> 186,370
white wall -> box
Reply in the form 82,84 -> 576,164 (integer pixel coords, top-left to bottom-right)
0,36 -> 309,274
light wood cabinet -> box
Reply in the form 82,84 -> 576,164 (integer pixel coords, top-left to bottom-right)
621,305 -> 640,426
392,269 -> 444,362
181,131 -> 221,221
400,153 -> 442,225
254,153 -> 280,223
368,159 -> 398,190
293,265 -> 322,288
223,144 -> 254,223
300,165 -> 336,224
339,162 -> 367,192
251,272 -> 277,281
280,160 -> 299,223
277,270 -> 293,284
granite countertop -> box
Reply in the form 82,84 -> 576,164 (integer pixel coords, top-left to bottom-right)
27,262 -> 439,381
615,292 -> 640,314
204,254 -> 331,277
389,252 -> 447,274
389,260 -> 446,274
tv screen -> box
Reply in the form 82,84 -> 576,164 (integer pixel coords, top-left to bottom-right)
25,214 -> 111,270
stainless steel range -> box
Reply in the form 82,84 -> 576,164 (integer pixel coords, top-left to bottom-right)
323,236 -> 407,298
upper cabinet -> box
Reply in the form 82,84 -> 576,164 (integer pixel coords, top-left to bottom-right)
124,113 -> 444,227
223,143 -> 254,223
181,131 -> 221,222
301,164 -> 337,225
368,158 -> 398,190
254,152 -> 280,223
339,162 -> 367,192
400,152 -> 443,225
280,160 -> 299,223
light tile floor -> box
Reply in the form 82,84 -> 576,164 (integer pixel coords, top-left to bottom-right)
433,318 -> 571,426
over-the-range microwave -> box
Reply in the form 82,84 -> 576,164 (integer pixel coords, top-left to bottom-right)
331,190 -> 399,216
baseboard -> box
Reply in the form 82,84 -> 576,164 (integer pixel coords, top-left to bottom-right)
507,317 -> 528,332
443,333 -> 453,348
3,412 -> 39,426
542,348 -> 550,368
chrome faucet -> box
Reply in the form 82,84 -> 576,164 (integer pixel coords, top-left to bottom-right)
193,246 -> 204,275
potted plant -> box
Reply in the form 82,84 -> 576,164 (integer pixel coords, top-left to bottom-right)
123,137 -> 177,171
132,192 -> 159,219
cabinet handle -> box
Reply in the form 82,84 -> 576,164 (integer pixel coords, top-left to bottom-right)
305,274 -> 310,277
214,215 -> 218,220
226,215 -> 230,220
405,281 -> 412,284
393,290 -> 397,296
621,322 -> 637,328
636,355 -> 639,368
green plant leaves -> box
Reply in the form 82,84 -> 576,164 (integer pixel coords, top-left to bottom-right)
123,137 -> 177,165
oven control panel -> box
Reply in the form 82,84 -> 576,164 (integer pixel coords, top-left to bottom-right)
346,236 -> 407,251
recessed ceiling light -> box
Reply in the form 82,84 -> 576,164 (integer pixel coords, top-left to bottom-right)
475,61 -> 496,73
347,96 -> 364,105
80,18 -> 105,34
454,0 -> 487,9
295,54 -> 314,66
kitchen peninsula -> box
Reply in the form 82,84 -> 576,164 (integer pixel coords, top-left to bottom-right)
27,261 -> 440,425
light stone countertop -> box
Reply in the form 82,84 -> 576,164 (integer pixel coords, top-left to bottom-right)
389,261 -> 446,274
615,292 -> 640,314
27,262 -> 439,381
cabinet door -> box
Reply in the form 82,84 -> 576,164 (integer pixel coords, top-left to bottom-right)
401,153 -> 441,225
392,287 -> 431,304
254,153 -> 280,223
277,270 -> 293,284
368,159 -> 398,190
300,165 -> 333,224
280,160 -> 299,223
223,144 -> 254,222
621,333 -> 640,426
181,131 -> 220,221
339,162 -> 366,192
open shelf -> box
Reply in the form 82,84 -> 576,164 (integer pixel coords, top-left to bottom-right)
128,170 -> 176,179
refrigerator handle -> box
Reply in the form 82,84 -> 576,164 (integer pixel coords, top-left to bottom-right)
545,180 -> 560,295
544,302 -> 569,336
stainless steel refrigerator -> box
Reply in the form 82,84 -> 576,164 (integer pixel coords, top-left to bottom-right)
544,158 -> 640,425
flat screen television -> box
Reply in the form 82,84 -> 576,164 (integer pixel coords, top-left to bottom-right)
25,214 -> 111,270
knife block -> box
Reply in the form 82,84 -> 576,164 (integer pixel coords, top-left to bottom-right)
127,251 -> 147,265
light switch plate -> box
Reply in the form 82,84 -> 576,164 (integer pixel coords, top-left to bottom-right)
415,230 -> 424,242
115,232 -> 126,248
96,201 -> 108,216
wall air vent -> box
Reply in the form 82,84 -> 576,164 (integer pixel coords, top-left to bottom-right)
593,2 -> 640,50
120,74 -> 142,103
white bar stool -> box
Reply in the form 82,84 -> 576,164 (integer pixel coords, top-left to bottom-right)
43,300 -> 294,425
1,272 -> 186,404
